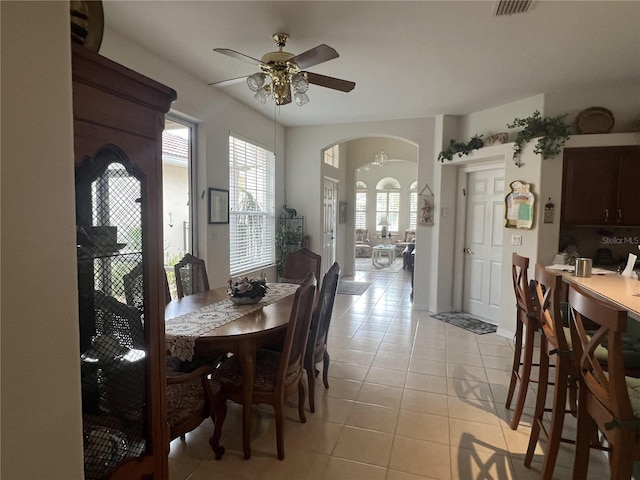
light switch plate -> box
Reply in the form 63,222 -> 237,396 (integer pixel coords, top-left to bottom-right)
511,235 -> 522,246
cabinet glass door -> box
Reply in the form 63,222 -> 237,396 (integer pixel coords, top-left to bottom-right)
76,146 -> 148,480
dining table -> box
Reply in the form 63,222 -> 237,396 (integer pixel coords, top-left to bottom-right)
164,282 -> 300,458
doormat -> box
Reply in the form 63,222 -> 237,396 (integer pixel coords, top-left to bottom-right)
431,312 -> 497,335
337,281 -> 371,295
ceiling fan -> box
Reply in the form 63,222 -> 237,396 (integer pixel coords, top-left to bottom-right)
210,33 -> 356,106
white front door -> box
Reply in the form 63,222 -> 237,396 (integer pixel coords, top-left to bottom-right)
462,168 -> 505,323
322,178 -> 337,276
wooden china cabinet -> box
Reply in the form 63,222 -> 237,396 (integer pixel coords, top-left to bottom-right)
72,44 -> 176,479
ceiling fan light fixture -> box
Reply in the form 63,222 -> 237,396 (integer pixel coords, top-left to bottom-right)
294,92 -> 309,106
254,86 -> 270,104
292,72 -> 309,94
247,72 -> 267,92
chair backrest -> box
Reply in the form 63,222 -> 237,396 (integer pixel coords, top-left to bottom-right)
125,263 -> 172,309
512,252 -> 537,321
123,263 -> 144,313
94,290 -> 145,350
403,230 -> 416,242
174,253 -> 210,298
277,273 -> 317,389
568,284 -> 633,442
355,229 -> 369,243
308,262 -> 340,354
534,263 -> 569,352
281,248 -> 321,285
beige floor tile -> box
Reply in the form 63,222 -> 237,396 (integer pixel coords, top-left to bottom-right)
366,366 -> 407,388
409,346 -> 446,362
357,383 -> 404,408
309,396 -> 355,424
383,332 -> 414,345
352,330 -> 386,342
478,343 -> 515,358
386,469 -> 439,480
168,458 -> 202,480
448,418 -> 508,454
329,361 -> 370,381
261,452 -> 331,480
347,338 -> 383,352
404,372 -> 448,395
373,353 -> 410,371
332,426 -> 394,467
447,397 -> 500,426
447,377 -> 494,402
386,324 -> 417,336
445,339 -> 480,354
322,377 -> 363,400
359,322 -> 392,333
346,402 -> 399,433
336,349 -> 376,366
485,367 -> 514,386
481,353 -> 514,371
401,389 -> 449,416
327,335 -> 352,349
396,409 -> 449,444
389,435 -> 451,479
446,363 -> 489,382
378,342 -> 413,356
450,446 -> 517,480
320,457 -> 388,480
408,358 -> 447,377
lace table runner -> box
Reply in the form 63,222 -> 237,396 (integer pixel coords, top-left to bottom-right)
165,282 -> 299,361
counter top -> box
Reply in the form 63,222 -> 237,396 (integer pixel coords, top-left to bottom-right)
561,272 -> 640,321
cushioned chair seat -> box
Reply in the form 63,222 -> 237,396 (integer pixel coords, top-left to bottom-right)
210,350 -> 301,393
167,374 -> 207,429
562,326 -> 640,368
625,376 -> 640,433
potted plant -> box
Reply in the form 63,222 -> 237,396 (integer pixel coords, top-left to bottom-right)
507,110 -> 572,167
437,134 -> 484,162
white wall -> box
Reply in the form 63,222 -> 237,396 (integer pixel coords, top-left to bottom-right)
1,2 -> 84,478
100,30 -> 287,286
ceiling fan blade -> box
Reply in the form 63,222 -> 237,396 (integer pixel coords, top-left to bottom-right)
289,44 -> 339,70
306,72 -> 355,93
213,48 -> 263,66
207,75 -> 248,87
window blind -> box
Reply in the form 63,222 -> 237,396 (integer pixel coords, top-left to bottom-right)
229,135 -> 275,276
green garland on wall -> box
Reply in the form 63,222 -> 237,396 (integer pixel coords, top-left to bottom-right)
437,134 -> 484,162
507,110 -> 572,167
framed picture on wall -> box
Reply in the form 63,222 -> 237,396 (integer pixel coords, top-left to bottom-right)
208,188 -> 229,224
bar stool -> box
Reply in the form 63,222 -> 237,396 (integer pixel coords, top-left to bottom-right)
569,284 -> 640,479
505,253 -> 540,430
524,264 -> 579,478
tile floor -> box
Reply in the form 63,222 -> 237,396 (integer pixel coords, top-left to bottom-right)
169,260 -> 611,479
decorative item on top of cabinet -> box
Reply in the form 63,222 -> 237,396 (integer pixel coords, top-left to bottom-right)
575,106 -> 615,134
561,146 -> 640,226
72,44 -> 176,480
507,110 -> 572,167
505,180 -> 535,229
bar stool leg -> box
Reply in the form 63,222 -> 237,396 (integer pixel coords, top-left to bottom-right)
506,319 -> 524,410
525,335 -> 550,467
509,323 -> 536,430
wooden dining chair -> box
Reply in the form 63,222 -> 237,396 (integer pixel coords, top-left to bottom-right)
506,252 -> 540,430
569,284 -> 640,479
280,247 -> 321,285
524,264 -> 579,478
305,262 -> 340,413
208,273 -> 317,460
166,362 -> 217,443
174,253 -> 210,298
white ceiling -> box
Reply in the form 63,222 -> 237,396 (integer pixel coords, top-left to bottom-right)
103,1 -> 640,127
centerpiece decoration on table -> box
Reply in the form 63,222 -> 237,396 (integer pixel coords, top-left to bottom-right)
227,276 -> 268,305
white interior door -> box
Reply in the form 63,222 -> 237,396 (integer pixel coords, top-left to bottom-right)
322,178 -> 337,275
462,168 -> 505,323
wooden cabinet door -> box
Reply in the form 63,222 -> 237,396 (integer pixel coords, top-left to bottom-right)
562,147 -> 617,225
616,146 -> 640,226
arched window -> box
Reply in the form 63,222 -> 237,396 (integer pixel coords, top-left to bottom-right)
355,181 -> 367,230
409,180 -> 418,230
375,177 -> 400,234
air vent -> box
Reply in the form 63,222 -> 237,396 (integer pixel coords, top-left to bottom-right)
495,0 -> 533,16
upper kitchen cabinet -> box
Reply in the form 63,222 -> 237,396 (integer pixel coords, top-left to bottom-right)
561,145 -> 640,226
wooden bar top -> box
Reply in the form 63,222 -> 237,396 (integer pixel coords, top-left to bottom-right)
561,272 -> 640,321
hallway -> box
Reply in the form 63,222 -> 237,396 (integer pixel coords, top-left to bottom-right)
169,261 -> 609,479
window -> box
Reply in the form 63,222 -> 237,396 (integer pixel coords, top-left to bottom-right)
409,180 -> 418,230
376,177 -> 400,233
229,135 -> 275,276
355,181 -> 367,230
323,144 -> 339,168
163,116 -> 194,298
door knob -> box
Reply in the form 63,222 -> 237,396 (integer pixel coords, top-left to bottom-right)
463,248 -> 473,254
